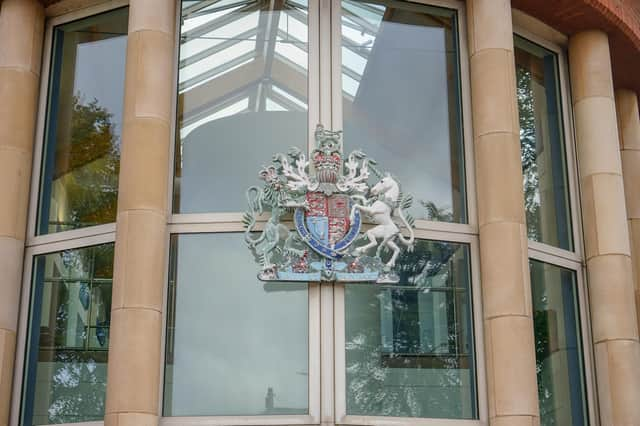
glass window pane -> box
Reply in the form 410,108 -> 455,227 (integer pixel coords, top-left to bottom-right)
21,244 -> 114,426
515,36 -> 573,250
345,240 -> 477,419
341,1 -> 467,223
37,9 -> 129,235
174,0 -> 309,213
530,259 -> 588,426
164,233 -> 309,416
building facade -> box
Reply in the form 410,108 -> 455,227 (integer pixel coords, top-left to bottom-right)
1,0 -> 640,425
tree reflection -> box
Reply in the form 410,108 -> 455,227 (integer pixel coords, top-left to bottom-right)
32,245 -> 111,425
50,94 -> 120,231
47,352 -> 106,423
345,242 -> 474,419
517,66 -> 541,241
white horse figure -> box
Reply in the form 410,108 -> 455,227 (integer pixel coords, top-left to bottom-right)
350,175 -> 415,268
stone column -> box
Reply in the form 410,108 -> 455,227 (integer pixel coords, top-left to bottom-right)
569,31 -> 640,424
467,1 -> 540,424
616,89 -> 640,333
0,1 -> 44,425
104,1 -> 176,426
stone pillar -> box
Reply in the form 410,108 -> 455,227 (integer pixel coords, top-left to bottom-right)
104,1 -> 176,426
0,1 -> 44,425
466,1 -> 540,424
569,31 -> 640,424
616,89 -> 640,333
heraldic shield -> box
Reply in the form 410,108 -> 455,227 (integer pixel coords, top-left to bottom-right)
243,125 -> 416,284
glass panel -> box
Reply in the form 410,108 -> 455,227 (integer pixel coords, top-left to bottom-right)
174,0 -> 309,213
21,244 -> 114,426
515,36 -> 573,250
341,1 -> 466,223
164,233 -> 309,416
530,259 -> 588,426
37,8 -> 129,235
345,240 -> 476,419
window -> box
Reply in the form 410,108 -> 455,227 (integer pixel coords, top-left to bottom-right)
173,0 -> 310,214
340,1 -> 467,223
344,240 -> 476,419
164,233 -> 309,416
530,260 -> 588,426
37,8 -> 128,235
167,1 -> 480,425
513,26 -> 595,426
515,35 -> 573,250
20,244 -> 114,426
14,5 -> 127,426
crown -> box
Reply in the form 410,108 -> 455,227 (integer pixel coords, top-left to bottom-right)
312,125 -> 342,183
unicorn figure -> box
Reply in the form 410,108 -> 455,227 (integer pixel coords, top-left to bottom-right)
349,174 -> 415,268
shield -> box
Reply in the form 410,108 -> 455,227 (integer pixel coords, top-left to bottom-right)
295,192 -> 361,259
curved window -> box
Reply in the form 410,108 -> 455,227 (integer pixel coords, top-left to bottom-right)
167,1 -> 479,425
514,29 -> 593,426
17,6 -> 127,426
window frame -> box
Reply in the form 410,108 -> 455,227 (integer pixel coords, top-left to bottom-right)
161,1 -> 322,425
11,230 -> 117,426
330,1 -> 485,424
513,11 -> 599,426
334,229 -> 487,426
164,0 -> 484,425
25,0 -> 129,245
11,2 -> 129,425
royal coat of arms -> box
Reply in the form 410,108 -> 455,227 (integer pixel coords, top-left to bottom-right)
243,125 -> 415,283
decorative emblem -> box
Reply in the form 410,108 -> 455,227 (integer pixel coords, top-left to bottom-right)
244,125 -> 415,283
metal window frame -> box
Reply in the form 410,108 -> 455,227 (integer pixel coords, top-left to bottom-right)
160,1 -> 323,425
514,16 -> 600,426
164,0 -> 486,425
329,1 -> 486,424
25,0 -> 129,248
10,1 -> 129,425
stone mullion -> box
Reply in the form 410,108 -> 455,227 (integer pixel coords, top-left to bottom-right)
569,31 -> 640,424
104,1 -> 177,426
466,0 -> 540,425
0,1 -> 44,425
616,89 -> 640,334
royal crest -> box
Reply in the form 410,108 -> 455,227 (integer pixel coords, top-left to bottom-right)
243,125 -> 416,283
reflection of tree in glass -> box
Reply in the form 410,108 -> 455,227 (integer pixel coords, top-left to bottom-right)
42,246 -> 111,423
346,242 -> 471,418
517,66 -> 541,240
531,262 -> 555,426
56,95 -> 120,229
421,200 -> 453,223
48,352 -> 106,423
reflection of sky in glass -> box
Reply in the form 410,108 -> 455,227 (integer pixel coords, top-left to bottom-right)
341,2 -> 465,223
74,36 -> 127,145
165,234 -> 308,416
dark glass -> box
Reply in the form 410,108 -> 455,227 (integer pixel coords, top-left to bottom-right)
530,260 -> 588,426
174,0 -> 309,213
164,233 -> 308,416
345,240 -> 477,419
21,244 -> 114,426
515,36 -> 573,250
37,8 -> 128,235
341,1 -> 466,223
